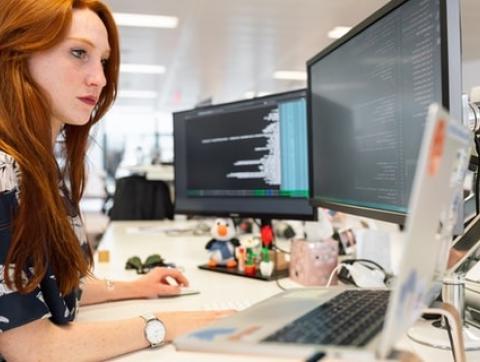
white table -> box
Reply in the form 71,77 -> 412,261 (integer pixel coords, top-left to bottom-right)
117,164 -> 174,181
79,220 -> 479,361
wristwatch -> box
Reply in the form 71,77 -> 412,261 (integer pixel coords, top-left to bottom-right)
140,313 -> 166,348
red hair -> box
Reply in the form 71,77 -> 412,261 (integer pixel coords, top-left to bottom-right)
0,0 -> 119,294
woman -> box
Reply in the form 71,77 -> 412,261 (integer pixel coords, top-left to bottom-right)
0,0 -> 229,360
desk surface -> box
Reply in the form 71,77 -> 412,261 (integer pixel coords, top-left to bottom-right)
80,220 -> 480,361
117,164 -> 174,181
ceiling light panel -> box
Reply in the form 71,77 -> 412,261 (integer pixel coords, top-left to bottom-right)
327,26 -> 352,39
113,13 -> 179,29
117,90 -> 158,99
120,64 -> 166,74
273,71 -> 307,81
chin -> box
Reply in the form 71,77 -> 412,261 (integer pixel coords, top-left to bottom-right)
67,114 -> 92,127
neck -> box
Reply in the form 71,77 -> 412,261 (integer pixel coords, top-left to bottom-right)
51,119 -> 63,145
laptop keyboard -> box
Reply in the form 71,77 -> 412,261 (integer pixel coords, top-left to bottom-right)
262,289 -> 390,347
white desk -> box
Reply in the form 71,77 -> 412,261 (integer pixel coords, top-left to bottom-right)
117,165 -> 174,181
79,220 -> 479,361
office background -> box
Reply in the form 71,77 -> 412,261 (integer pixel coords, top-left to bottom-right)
72,2 -> 480,359
81,0 -> 480,233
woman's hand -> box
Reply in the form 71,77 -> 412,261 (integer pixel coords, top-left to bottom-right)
133,267 -> 190,298
158,310 -> 236,341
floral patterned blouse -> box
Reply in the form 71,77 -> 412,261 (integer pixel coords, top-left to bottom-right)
0,151 -> 89,335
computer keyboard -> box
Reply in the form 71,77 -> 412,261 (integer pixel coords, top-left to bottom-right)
262,289 -> 390,347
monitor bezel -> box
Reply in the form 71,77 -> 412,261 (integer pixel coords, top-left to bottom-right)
306,0 -> 461,224
173,88 -> 317,221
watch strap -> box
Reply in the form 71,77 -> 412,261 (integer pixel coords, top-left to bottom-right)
140,312 -> 157,323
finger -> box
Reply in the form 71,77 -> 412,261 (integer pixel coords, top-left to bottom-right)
158,284 -> 181,296
159,268 -> 189,287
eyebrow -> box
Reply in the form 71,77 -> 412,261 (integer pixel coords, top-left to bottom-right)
66,37 -> 111,57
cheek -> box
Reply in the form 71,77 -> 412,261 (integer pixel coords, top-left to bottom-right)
45,70 -> 80,115
29,58 -> 64,102
30,52 -> 80,93
29,52 -> 56,82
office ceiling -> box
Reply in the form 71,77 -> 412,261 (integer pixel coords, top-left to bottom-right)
102,0 -> 480,114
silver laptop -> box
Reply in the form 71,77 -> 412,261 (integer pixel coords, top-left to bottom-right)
175,104 -> 472,360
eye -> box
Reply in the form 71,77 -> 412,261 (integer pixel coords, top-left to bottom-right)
71,48 -> 87,60
101,58 -> 109,68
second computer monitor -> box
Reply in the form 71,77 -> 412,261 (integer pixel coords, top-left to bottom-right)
174,89 -> 316,220
307,0 -> 462,224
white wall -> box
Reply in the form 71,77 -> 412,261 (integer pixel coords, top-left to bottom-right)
463,59 -> 480,95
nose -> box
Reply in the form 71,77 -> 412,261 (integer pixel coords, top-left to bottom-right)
86,61 -> 107,89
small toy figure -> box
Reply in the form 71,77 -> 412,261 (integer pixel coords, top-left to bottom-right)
235,246 -> 246,272
244,248 -> 257,276
259,247 -> 274,278
241,236 -> 262,259
260,223 -> 274,249
205,218 -> 240,268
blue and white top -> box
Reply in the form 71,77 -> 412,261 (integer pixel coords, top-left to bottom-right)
0,151 -> 89,333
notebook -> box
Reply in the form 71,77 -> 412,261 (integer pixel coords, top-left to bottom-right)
175,104 -> 471,360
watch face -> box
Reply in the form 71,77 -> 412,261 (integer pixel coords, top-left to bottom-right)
146,320 -> 166,345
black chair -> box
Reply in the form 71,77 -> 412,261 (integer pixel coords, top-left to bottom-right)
109,175 -> 173,220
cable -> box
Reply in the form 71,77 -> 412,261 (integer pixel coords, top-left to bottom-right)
274,276 -> 287,291
466,101 -> 480,216
444,316 -> 457,362
337,258 -> 393,287
475,135 -> 480,215
469,103 -> 479,132
272,243 -> 290,255
273,246 -> 288,291
342,258 -> 391,281
342,258 -> 387,273
326,263 -> 346,287
252,218 -> 262,228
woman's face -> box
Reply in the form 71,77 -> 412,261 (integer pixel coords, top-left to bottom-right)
28,8 -> 111,137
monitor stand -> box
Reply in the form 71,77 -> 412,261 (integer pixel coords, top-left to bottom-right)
408,274 -> 480,353
407,302 -> 468,361
407,316 -> 480,351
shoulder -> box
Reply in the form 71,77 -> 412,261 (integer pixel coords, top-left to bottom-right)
0,151 -> 21,193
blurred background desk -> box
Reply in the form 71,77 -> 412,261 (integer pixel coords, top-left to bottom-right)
117,164 -> 174,182
80,220 -> 479,361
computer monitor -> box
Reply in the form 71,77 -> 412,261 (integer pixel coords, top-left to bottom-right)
174,89 -> 316,221
307,0 -> 462,224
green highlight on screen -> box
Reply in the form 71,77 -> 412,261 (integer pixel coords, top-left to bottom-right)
187,189 -> 308,198
280,190 -> 308,197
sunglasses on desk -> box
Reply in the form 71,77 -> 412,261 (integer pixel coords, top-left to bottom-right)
125,254 -> 176,274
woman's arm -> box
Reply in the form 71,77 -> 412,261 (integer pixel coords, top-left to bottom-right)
0,309 -> 231,362
80,267 -> 189,305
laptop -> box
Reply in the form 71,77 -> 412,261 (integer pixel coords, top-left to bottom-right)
175,104 -> 472,360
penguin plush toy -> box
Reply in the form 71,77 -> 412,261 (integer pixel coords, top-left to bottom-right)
205,218 -> 240,268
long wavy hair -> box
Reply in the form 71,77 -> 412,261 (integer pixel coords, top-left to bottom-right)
0,0 -> 119,294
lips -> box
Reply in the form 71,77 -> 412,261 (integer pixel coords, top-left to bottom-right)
78,96 -> 97,106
